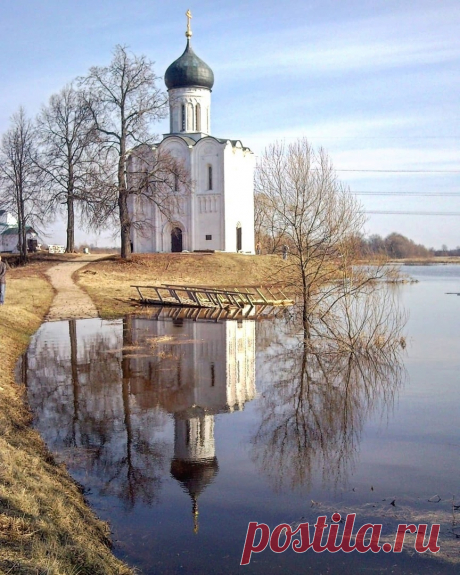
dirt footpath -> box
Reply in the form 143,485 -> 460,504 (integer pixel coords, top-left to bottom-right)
45,254 -> 107,321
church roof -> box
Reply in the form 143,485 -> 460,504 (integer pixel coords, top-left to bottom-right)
161,134 -> 252,152
165,39 -> 214,91
1,226 -> 36,236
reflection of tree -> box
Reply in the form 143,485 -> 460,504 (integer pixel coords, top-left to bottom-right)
25,319 -> 170,510
252,323 -> 405,492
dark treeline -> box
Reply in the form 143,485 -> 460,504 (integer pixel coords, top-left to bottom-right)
433,245 -> 460,257
360,233 -> 460,259
359,232 -> 433,259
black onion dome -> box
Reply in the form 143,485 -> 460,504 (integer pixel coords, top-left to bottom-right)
170,457 -> 219,499
165,40 -> 214,90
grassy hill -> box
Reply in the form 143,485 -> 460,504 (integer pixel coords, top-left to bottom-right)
77,252 -> 286,318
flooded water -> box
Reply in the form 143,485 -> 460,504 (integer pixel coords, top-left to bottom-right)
19,265 -> 460,574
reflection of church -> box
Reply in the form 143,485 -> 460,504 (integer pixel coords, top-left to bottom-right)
24,315 -> 256,531
126,316 -> 256,531
127,11 -> 255,253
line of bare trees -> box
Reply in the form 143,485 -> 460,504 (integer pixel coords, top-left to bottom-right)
0,45 -> 187,262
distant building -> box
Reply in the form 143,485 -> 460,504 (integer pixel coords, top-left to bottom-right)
127,12 -> 255,253
0,210 -> 40,252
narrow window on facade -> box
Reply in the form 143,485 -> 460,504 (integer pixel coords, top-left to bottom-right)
186,419 -> 190,445
174,173 -> 179,192
188,103 -> 194,131
196,103 -> 201,131
236,222 -> 242,251
181,104 -> 186,131
208,165 -> 213,190
210,362 -> 215,387
206,234 -> 212,240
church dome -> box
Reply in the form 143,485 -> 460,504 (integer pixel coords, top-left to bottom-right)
170,457 -> 219,498
165,40 -> 214,91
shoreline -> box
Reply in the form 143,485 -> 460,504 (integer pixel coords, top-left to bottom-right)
0,259 -> 132,574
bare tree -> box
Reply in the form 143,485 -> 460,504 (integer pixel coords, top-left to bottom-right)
126,144 -> 190,244
252,293 -> 405,491
255,139 -> 389,338
254,190 -> 288,253
80,45 -> 171,259
37,84 -> 114,253
0,108 -> 46,262
252,337 -> 404,492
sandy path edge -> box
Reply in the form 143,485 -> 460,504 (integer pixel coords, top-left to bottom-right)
45,254 -> 108,322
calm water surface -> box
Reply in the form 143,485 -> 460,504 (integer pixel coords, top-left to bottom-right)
20,265 -> 460,574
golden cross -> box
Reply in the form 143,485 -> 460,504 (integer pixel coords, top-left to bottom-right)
186,9 -> 193,38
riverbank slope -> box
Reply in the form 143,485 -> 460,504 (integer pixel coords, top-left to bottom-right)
0,261 -> 132,574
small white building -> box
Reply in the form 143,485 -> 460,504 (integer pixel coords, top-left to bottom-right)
0,210 -> 40,252
128,15 -> 255,254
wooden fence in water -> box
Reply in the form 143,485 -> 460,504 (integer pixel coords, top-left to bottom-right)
131,283 -> 293,318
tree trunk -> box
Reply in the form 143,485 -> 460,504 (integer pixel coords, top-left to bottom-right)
300,257 -> 310,341
66,167 -> 75,253
17,189 -> 28,264
119,190 -> 131,260
118,142 -> 132,260
67,196 -> 75,253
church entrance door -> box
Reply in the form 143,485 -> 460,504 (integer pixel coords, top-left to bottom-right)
171,227 -> 183,252
236,224 -> 242,252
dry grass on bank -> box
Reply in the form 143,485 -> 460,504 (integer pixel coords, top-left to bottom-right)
390,256 -> 460,265
76,252 -> 286,318
0,269 -> 132,574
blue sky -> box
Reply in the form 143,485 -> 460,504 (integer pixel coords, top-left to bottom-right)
1,1 -> 459,248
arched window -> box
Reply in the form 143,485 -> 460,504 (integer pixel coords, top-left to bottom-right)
236,222 -> 242,251
187,103 -> 194,131
208,165 -> 213,190
196,103 -> 201,132
171,227 -> 183,252
181,104 -> 186,132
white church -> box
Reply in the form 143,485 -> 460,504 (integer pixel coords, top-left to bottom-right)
127,12 -> 255,254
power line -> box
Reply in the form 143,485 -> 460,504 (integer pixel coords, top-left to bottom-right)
354,191 -> 460,196
365,210 -> 460,215
339,169 -> 460,173
265,136 -> 460,140
316,137 -> 460,140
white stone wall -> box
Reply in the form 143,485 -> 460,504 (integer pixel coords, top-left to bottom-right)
127,317 -> 255,415
193,138 -> 224,250
225,321 -> 256,411
157,137 -> 193,252
127,136 -> 255,253
174,416 -> 215,461
0,230 -> 39,253
0,234 -> 18,252
128,140 -> 193,253
223,142 -> 255,253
